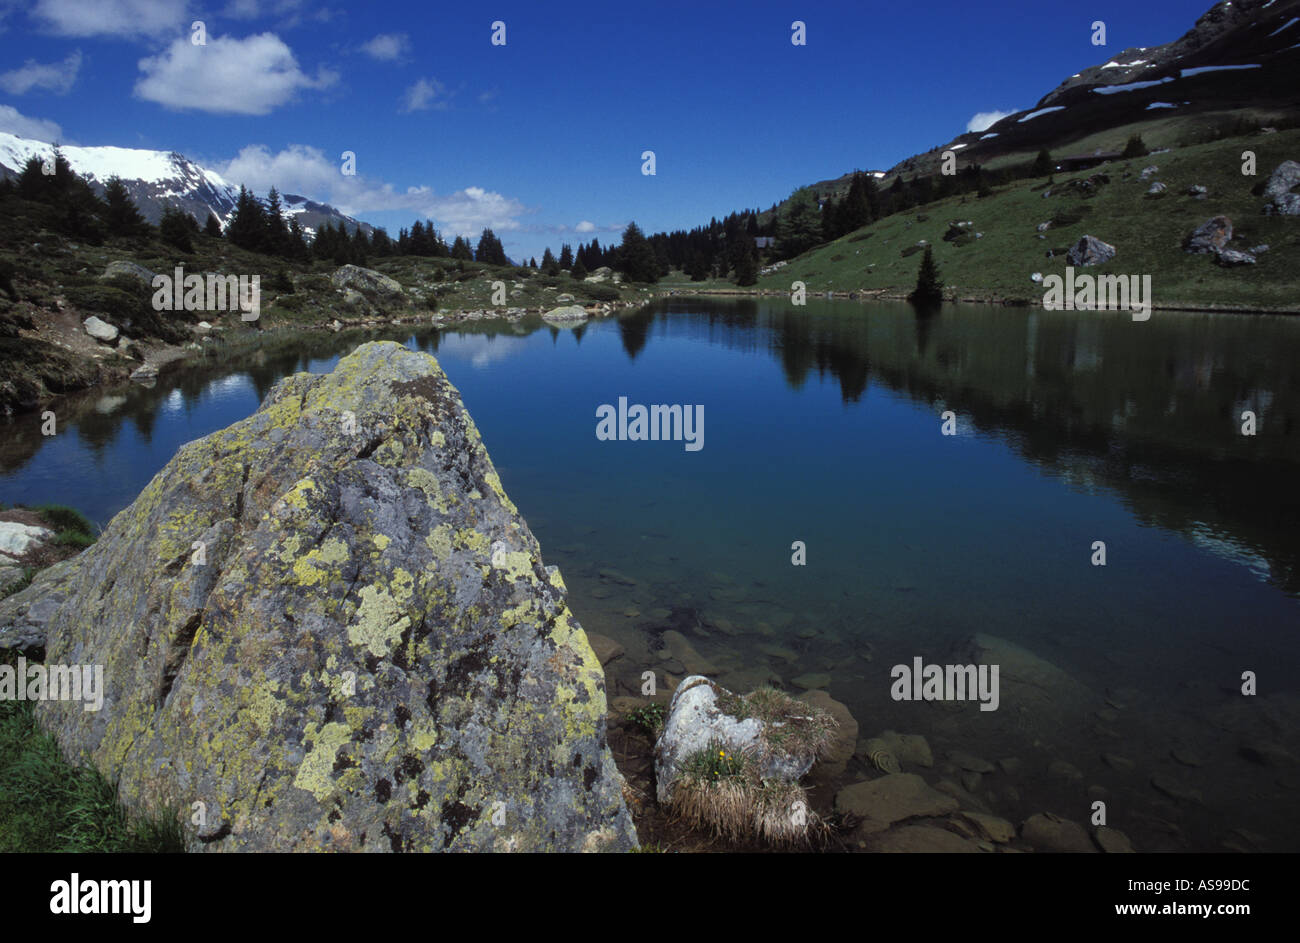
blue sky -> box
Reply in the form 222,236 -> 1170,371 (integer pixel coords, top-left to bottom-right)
0,0 -> 1214,261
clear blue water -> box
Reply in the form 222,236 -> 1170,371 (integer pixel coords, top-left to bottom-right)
4,297 -> 1299,851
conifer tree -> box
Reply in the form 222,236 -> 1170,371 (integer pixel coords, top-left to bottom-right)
103,176 -> 149,237
204,213 -> 223,237
450,235 -> 473,261
908,245 -> 943,304
265,187 -> 289,257
159,205 -> 195,252
617,222 -> 659,283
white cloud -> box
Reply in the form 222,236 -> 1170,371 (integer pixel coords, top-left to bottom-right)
574,220 -> 597,233
0,50 -> 82,95
134,32 -> 337,115
32,0 -> 188,37
0,104 -> 64,140
360,32 -> 409,61
966,109 -> 1018,133
401,77 -> 448,112
217,143 -> 527,236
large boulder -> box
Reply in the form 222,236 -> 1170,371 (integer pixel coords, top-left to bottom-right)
0,521 -> 54,556
0,341 -> 636,852
1183,216 -> 1233,254
541,305 -> 588,325
1066,235 -> 1116,267
1263,160 -> 1300,216
653,676 -> 835,804
99,260 -> 157,286
83,316 -> 119,343
330,264 -> 404,297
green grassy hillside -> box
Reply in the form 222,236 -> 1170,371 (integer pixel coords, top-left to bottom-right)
754,128 -> 1300,311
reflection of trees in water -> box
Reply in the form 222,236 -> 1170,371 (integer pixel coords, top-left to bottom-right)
638,298 -> 1300,596
617,306 -> 654,360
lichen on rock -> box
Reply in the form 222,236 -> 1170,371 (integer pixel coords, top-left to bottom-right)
0,340 -> 637,852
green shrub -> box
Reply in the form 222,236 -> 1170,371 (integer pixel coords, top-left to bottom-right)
585,284 -> 620,303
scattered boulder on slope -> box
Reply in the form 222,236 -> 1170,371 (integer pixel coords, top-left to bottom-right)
99,260 -> 157,286
1066,235 -> 1116,266
330,264 -> 404,297
0,341 -> 636,852
1183,216 -> 1234,254
1263,160 -> 1300,216
82,316 -> 119,343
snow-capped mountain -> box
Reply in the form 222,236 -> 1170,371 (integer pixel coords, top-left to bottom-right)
914,0 -> 1300,170
0,130 -> 372,239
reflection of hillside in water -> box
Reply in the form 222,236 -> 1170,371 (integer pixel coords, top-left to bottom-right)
636,298 -> 1300,596
4,299 -> 1297,595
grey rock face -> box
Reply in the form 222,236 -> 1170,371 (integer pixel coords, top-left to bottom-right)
100,260 -> 157,286
82,316 -> 119,343
0,341 -> 636,852
1066,235 -> 1116,267
1263,160 -> 1300,216
1214,248 -> 1256,266
654,676 -> 827,803
1183,216 -> 1233,254
330,264 -> 403,297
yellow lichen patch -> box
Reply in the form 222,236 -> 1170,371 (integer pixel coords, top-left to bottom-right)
458,528 -> 489,555
547,567 -> 568,593
491,547 -> 534,582
406,466 -> 449,513
289,536 -> 351,587
292,721 -> 351,800
498,599 -> 536,629
282,477 -> 317,511
390,568 -> 416,604
246,683 -> 287,734
425,524 -> 453,561
409,720 -> 439,752
373,534 -> 391,551
348,585 -> 410,658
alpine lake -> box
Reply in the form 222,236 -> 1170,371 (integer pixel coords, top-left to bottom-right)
4,296 -> 1298,853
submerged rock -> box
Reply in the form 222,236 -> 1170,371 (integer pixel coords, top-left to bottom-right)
834,773 -> 958,835
0,341 -> 635,852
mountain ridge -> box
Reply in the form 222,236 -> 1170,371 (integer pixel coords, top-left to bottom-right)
0,130 -> 373,240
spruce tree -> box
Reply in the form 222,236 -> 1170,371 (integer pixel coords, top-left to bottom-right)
617,222 -> 659,283
265,187 -> 289,257
103,176 -> 149,237
541,247 -> 558,275
908,245 -> 943,304
159,205 -> 195,252
558,243 -> 573,269
204,213 -> 223,237
1032,149 -> 1053,176
570,258 -> 587,280
450,235 -> 473,261
1122,134 -> 1148,158
227,186 -> 267,253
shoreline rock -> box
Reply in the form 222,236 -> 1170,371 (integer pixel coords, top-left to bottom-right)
1,341 -> 637,852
